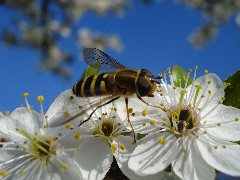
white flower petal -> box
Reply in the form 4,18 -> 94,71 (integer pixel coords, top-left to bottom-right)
187,73 -> 224,116
172,138 -> 215,180
205,105 -> 240,141
196,135 -> 240,176
74,137 -> 113,180
47,152 -> 83,180
113,135 -> 164,180
10,107 -> 40,135
128,132 -> 178,175
46,89 -> 112,128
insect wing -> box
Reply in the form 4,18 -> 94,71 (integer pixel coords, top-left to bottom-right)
46,89 -> 118,127
83,48 -> 126,71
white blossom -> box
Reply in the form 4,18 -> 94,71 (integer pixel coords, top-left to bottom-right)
127,69 -> 240,180
0,94 -> 83,180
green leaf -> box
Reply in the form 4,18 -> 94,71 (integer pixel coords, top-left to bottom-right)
81,66 -> 99,79
172,65 -> 193,88
223,70 -> 240,109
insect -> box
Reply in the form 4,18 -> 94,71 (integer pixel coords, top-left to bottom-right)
69,48 -> 160,142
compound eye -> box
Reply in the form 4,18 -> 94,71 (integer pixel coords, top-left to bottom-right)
137,76 -> 151,96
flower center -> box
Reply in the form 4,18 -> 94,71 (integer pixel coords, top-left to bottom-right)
94,117 -> 120,141
20,130 -> 56,162
176,109 -> 194,133
101,121 -> 113,137
168,107 -> 198,135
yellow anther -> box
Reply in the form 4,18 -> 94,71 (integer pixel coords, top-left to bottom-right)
149,119 -> 156,125
29,106 -> 33,110
235,118 -> 239,122
131,113 -> 135,116
203,131 -> 207,134
214,146 -> 218,150
223,82 -> 231,88
142,110 -> 148,116
0,170 -> 8,177
194,66 -> 198,69
222,145 -> 226,149
69,96 -> 74,100
207,80 -> 211,84
120,144 -> 126,151
195,135 -> 199,138
37,96 -> 44,102
142,123 -> 146,126
208,90 -> 212,95
23,92 -> 29,98
64,111 -> 70,117
19,168 -> 25,174
60,163 -> 69,170
128,108 -> 133,113
173,87 -> 176,90
204,70 -> 209,74
217,123 -> 221,126
113,108 -> 117,112
188,69 -> 192,72
44,115 -> 48,119
170,127 -> 175,133
74,133 -> 81,140
111,144 -> 117,153
43,125 -> 48,128
159,138 -> 166,145
160,93 -> 164,96
76,147 -> 81,152
3,111 -> 9,116
65,123 -> 72,129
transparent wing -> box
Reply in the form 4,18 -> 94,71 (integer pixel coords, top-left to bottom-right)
83,48 -> 126,71
46,89 -> 119,128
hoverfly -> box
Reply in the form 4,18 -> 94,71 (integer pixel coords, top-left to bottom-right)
50,48 -> 160,142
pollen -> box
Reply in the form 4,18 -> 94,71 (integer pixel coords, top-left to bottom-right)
65,123 -> 72,129
128,108 -> 133,113
76,147 -> 81,152
37,96 -> 44,102
159,137 -> 166,145
0,170 -> 8,177
23,92 -> 29,98
74,133 -> 81,140
69,96 -> 74,100
60,163 -> 69,170
142,110 -> 148,116
111,144 -> 117,153
207,80 -> 211,84
64,111 -> 70,116
19,168 -> 25,174
3,111 -> 9,116
149,119 -> 156,125
120,143 -> 126,151
170,127 -> 175,133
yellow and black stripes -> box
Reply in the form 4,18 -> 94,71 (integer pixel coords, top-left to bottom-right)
72,73 -> 113,97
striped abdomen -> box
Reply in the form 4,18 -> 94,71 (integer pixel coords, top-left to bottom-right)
72,73 -> 114,97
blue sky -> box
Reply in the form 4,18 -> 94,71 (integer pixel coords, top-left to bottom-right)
0,1 -> 239,112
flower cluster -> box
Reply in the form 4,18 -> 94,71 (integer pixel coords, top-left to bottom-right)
1,68 -> 240,180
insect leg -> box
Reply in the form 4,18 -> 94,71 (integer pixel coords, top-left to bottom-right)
125,97 -> 136,144
137,95 -> 166,111
78,96 -> 121,127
